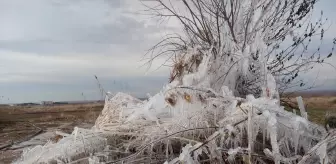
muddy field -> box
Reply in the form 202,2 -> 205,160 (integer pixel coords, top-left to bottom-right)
0,103 -> 103,163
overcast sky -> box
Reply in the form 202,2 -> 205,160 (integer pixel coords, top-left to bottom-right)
0,0 -> 335,103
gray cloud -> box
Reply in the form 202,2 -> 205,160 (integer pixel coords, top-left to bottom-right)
0,0 -> 335,103
0,0 -> 162,54
0,0 -> 172,103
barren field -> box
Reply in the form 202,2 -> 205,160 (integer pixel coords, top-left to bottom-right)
282,96 -> 336,124
0,96 -> 335,163
0,103 -> 103,163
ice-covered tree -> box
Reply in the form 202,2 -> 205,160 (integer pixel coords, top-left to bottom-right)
145,0 -> 335,98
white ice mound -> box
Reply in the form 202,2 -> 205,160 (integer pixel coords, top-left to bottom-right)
13,87 -> 336,164
13,128 -> 107,164
94,92 -> 142,130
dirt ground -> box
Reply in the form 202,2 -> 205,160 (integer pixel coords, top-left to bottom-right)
282,96 -> 336,124
0,103 -> 103,163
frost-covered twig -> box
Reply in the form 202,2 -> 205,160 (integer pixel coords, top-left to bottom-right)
165,116 -> 250,164
298,131 -> 336,164
105,126 -> 220,164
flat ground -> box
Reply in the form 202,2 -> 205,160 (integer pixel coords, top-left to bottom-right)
282,96 -> 336,124
0,96 -> 335,163
0,103 -> 103,163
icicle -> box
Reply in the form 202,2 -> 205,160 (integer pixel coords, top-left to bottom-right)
228,147 -> 242,163
247,106 -> 253,162
316,142 -> 329,164
262,120 -> 266,146
179,144 -> 194,164
73,127 -> 78,143
192,143 -> 203,161
296,96 -> 308,119
266,73 -> 280,102
241,45 -> 250,77
262,110 -> 280,164
226,124 -> 236,135
221,85 -> 234,97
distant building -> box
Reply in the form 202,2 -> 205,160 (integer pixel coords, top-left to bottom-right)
41,101 -> 54,106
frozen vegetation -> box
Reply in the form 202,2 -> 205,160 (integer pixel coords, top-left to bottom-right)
13,46 -> 336,163
14,0 -> 336,163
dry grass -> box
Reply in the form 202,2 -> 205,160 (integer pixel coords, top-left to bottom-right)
331,98 -> 336,104
0,103 -> 104,163
0,103 -> 104,114
0,103 -> 104,142
282,96 -> 336,125
0,103 -> 104,126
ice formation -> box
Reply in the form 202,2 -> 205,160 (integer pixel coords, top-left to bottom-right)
13,0 -> 336,163
13,51 -> 335,163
